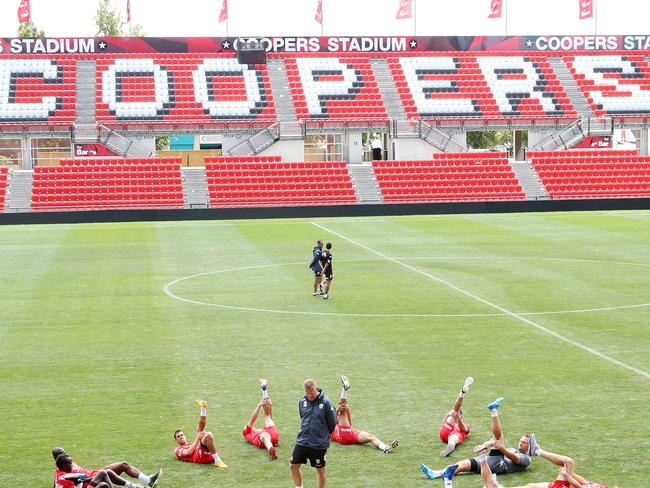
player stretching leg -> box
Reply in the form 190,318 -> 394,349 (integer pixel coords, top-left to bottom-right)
469,443 -> 616,488
330,375 -> 399,453
174,400 -> 227,468
52,450 -> 161,488
321,242 -> 334,300
439,377 -> 473,457
309,239 -> 325,296
420,397 -> 533,481
242,379 -> 280,459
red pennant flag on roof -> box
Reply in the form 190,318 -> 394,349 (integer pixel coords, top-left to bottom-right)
579,0 -> 594,19
488,0 -> 503,18
17,0 -> 31,24
219,0 -> 228,23
315,0 -> 323,25
396,0 -> 413,20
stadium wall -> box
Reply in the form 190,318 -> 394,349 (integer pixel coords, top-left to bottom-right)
2,198 -> 649,226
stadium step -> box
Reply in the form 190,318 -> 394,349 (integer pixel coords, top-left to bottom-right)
267,59 -> 302,138
548,57 -> 595,119
224,122 -> 281,156
509,160 -> 550,200
76,59 -> 97,126
394,119 -> 468,153
96,125 -> 154,158
370,58 -> 407,120
181,167 -> 209,208
348,163 -> 384,204
531,119 -> 586,151
5,170 -> 33,213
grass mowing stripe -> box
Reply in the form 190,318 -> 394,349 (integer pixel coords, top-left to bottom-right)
312,221 -> 650,381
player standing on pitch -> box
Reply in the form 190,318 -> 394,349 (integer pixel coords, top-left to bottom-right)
290,379 -> 337,488
309,239 -> 325,296
320,242 -> 334,300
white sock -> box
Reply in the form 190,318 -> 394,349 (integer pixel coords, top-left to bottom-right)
478,453 -> 487,463
490,409 -> 499,417
212,453 -> 221,462
137,473 -> 151,483
262,389 -> 269,400
200,407 -> 207,417
444,478 -> 453,488
458,390 -> 465,397
538,448 -> 545,456
296,486 -> 303,488
340,388 -> 347,400
125,483 -> 138,488
378,442 -> 387,451
447,440 -> 456,450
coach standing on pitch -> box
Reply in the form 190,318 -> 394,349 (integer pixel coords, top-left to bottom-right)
290,379 -> 337,488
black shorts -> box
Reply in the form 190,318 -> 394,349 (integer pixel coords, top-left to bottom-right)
324,271 -> 333,280
312,267 -> 322,277
290,444 -> 327,468
469,451 -> 508,474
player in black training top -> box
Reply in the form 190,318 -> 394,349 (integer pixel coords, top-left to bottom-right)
309,239 -> 324,296
320,242 -> 333,300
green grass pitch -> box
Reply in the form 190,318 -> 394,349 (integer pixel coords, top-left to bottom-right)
1,210 -> 649,488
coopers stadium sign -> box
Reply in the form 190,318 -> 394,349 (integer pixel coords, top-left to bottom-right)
1,36 -> 650,55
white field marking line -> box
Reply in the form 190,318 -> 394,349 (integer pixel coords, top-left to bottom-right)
312,222 -> 650,380
163,256 -> 650,318
2,209 -> 650,233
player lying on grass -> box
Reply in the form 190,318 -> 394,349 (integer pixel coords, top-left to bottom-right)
439,377 -> 473,457
330,375 -> 399,453
54,453 -> 161,488
420,397 -> 537,480
52,448 -> 161,488
242,379 -> 280,460
174,400 -> 227,467
467,442 -> 616,488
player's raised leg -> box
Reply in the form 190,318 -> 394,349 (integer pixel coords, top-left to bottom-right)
440,377 -> 473,457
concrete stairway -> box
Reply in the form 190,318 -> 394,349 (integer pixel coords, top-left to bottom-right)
267,58 -> 302,138
509,160 -> 550,200
76,60 -> 96,126
5,170 -> 33,212
181,167 -> 209,208
549,57 -> 594,119
348,164 -> 383,204
370,58 -> 407,120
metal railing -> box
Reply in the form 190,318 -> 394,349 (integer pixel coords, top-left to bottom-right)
531,119 -> 585,151
393,119 -> 468,153
98,125 -> 154,158
225,122 -> 280,157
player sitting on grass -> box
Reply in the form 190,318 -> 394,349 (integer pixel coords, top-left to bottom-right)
439,377 -> 473,457
330,375 -> 399,453
52,449 -> 161,488
174,400 -> 227,468
242,379 -> 280,460
420,397 -> 535,481
466,443 -> 616,488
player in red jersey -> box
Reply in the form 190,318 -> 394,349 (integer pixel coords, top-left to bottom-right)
330,375 -> 399,453
242,379 -> 280,459
174,399 -> 227,468
52,449 -> 161,488
439,377 -> 473,457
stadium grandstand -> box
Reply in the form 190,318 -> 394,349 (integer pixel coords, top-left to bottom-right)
0,14 -> 649,213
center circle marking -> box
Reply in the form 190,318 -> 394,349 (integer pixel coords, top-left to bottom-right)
163,257 -> 650,318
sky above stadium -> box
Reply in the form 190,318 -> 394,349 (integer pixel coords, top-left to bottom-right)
0,0 -> 648,38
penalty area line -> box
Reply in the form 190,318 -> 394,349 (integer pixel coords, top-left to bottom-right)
311,221 -> 650,381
